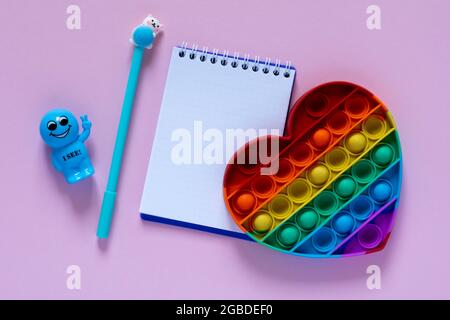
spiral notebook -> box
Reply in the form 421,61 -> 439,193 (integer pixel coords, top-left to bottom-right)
140,45 -> 296,239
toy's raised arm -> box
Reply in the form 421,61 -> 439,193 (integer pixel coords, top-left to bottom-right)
79,115 -> 92,142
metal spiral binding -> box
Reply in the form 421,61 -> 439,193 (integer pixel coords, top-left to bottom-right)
177,43 -> 292,78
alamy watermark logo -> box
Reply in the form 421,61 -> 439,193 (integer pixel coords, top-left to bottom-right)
66,5 -> 81,30
366,5 -> 381,30
366,265 -> 381,290
66,265 -> 81,290
171,121 -> 281,174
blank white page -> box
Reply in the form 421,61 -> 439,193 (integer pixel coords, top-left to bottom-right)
140,46 -> 295,238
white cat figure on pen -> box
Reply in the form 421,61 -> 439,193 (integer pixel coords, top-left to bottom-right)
129,14 -> 163,49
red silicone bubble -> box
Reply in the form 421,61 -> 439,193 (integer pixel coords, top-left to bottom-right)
251,175 -> 276,198
273,158 -> 295,182
344,96 -> 370,119
289,141 -> 314,166
328,111 -> 351,134
304,92 -> 329,118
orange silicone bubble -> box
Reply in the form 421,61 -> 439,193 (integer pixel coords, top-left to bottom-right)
233,191 -> 256,214
311,128 -> 332,149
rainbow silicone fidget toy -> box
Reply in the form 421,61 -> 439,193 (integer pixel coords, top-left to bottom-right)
223,82 -> 402,257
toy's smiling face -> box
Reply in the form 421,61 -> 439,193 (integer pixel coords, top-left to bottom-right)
40,109 -> 79,148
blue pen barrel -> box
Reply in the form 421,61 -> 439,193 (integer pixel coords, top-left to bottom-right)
97,47 -> 145,238
97,190 -> 117,238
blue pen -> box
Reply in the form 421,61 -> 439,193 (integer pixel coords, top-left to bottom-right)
97,15 -> 162,238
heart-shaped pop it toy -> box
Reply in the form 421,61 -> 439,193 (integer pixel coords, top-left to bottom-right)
223,82 -> 402,257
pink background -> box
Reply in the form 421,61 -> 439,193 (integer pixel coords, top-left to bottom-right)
1,0 -> 449,299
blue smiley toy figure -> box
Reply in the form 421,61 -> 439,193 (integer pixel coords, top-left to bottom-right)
40,109 -> 95,184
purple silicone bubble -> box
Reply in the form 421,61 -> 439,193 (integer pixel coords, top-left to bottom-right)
358,224 -> 383,249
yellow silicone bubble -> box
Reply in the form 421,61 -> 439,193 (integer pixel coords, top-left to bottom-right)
268,194 -> 293,220
307,164 -> 330,187
362,115 -> 387,140
325,147 -> 349,171
345,132 -> 367,154
252,210 -> 274,234
287,179 -> 312,203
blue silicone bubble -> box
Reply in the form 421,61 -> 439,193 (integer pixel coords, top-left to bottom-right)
39,109 -> 94,184
370,179 -> 393,203
332,212 -> 355,235
312,227 -> 337,253
349,195 -> 374,220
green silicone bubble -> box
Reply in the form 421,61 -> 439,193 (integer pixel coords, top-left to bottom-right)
314,191 -> 339,216
277,224 -> 301,247
371,144 -> 395,167
296,209 -> 319,231
351,159 -> 376,184
334,176 -> 357,198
